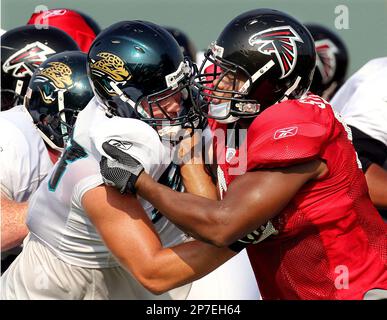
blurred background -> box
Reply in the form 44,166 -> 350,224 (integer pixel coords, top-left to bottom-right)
1,0 -> 387,76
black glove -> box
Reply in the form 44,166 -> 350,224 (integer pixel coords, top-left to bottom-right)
100,141 -> 144,194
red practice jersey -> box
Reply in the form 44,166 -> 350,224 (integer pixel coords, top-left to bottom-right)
209,94 -> 387,299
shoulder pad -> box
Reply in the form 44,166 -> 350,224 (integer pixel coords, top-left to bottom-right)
91,116 -> 170,175
246,99 -> 330,169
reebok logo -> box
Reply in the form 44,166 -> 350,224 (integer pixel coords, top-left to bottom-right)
274,126 -> 298,140
107,139 -> 133,151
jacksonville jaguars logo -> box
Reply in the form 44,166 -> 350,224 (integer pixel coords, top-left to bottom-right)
89,52 -> 132,95
315,39 -> 338,84
2,41 -> 56,77
38,62 -> 73,89
35,62 -> 73,103
90,52 -> 131,82
248,26 -> 303,79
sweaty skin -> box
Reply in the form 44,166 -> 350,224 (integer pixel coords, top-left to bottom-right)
82,185 -> 235,294
1,195 -> 29,251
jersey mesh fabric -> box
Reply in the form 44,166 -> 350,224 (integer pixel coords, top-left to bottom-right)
211,95 -> 387,299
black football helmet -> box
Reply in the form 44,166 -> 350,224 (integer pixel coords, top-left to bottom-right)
24,51 -> 93,151
305,24 -> 349,100
87,20 -> 200,136
195,8 -> 316,122
1,25 -> 79,111
164,26 -> 197,62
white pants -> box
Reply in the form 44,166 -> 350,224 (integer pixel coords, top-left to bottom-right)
1,234 -> 260,300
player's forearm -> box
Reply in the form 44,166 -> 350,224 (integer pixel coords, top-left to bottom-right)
1,195 -> 29,251
84,185 -> 234,295
180,163 -> 218,199
136,173 -> 228,246
365,163 -> 387,209
178,129 -> 218,200
132,241 -> 235,294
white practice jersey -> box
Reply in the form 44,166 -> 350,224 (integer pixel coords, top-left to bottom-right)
331,57 -> 387,147
0,105 -> 53,202
27,98 -> 189,268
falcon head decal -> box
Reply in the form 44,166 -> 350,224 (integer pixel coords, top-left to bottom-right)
2,41 -> 56,78
315,39 -> 338,84
248,26 -> 303,79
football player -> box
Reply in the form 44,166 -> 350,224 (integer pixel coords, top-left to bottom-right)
27,8 -> 101,53
1,51 -> 93,263
100,10 -> 387,299
305,23 -> 349,101
331,57 -> 387,212
1,25 -> 79,111
1,21 -> 259,300
1,26 -> 80,268
1,106 -> 52,253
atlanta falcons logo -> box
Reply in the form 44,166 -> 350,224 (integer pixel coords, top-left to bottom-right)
2,42 -> 56,78
315,39 -> 338,84
248,26 -> 303,79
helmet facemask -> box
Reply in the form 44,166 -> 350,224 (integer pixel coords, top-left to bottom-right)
109,59 -> 202,141
25,90 -> 81,151
194,43 -> 268,123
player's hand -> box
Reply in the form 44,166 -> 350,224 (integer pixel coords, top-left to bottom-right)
99,141 -> 144,194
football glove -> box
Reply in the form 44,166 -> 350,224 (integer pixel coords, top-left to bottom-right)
100,141 -> 144,194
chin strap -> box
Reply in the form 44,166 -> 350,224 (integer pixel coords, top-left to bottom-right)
207,59 -> 276,123
36,126 -> 64,152
279,76 -> 302,103
109,80 -> 150,119
57,90 -> 68,138
238,60 -> 275,94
